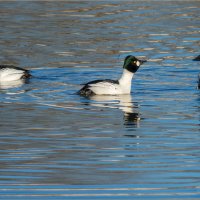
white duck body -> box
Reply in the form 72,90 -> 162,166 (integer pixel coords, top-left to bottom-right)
84,69 -> 134,95
0,65 -> 31,82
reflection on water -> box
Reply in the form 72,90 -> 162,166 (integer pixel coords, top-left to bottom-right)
124,112 -> 140,127
0,79 -> 26,89
0,1 -> 200,199
89,94 -> 141,127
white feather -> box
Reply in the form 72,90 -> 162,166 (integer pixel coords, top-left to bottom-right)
118,69 -> 134,94
0,68 -> 24,82
136,61 -> 140,67
87,69 -> 134,95
89,82 -> 121,95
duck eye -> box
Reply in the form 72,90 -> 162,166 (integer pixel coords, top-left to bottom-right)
131,61 -> 136,65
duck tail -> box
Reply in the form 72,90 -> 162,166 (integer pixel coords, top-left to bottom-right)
21,70 -> 32,79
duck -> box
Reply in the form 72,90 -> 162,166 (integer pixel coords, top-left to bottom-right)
193,55 -> 200,89
0,65 -> 31,82
77,55 -> 147,96
193,55 -> 200,61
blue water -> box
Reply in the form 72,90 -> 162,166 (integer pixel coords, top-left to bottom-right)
0,1 -> 200,199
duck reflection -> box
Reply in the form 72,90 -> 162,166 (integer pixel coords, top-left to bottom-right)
88,94 -> 141,127
0,79 -> 25,89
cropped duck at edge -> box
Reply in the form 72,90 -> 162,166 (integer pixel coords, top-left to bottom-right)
78,55 -> 147,96
193,55 -> 200,89
0,65 -> 31,82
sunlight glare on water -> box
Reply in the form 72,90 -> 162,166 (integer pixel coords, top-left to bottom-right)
0,1 -> 200,199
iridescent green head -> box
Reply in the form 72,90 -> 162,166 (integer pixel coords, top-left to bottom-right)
123,55 -> 147,73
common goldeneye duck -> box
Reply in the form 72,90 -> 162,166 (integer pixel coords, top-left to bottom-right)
0,65 -> 31,82
78,55 -> 147,96
193,55 -> 200,89
193,55 -> 200,61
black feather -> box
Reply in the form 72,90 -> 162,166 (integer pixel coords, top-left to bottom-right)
193,55 -> 200,61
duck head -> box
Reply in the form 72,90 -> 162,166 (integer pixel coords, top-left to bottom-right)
123,55 -> 147,73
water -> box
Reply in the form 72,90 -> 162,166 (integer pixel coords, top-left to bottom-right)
0,1 -> 200,199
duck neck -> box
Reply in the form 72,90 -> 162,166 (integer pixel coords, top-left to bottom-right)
118,69 -> 134,93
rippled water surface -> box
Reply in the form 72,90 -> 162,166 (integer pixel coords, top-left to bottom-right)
0,1 -> 200,199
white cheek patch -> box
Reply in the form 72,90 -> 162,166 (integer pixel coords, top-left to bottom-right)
136,61 -> 140,66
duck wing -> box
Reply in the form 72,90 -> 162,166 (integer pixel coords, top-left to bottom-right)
78,79 -> 119,96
